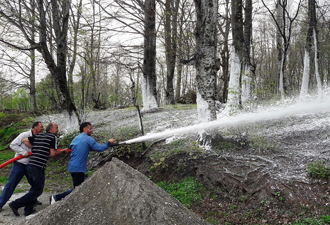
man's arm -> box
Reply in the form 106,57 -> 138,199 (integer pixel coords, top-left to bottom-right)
22,137 -> 33,150
10,131 -> 31,156
50,148 -> 69,157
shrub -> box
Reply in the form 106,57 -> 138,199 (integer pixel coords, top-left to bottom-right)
307,160 -> 330,179
157,177 -> 203,208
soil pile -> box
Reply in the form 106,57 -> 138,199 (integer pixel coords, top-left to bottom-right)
17,158 -> 210,225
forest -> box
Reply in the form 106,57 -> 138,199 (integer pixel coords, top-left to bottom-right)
2,1 -> 330,224
0,0 -> 329,121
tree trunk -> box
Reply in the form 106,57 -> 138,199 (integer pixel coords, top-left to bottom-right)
227,0 -> 251,111
314,28 -> 322,99
36,0 -> 79,121
276,0 -> 284,97
142,0 -> 158,110
218,0 -> 230,103
299,0 -> 313,101
194,0 -> 218,122
241,0 -> 252,104
68,0 -> 83,102
28,0 -> 37,112
165,0 -> 179,105
300,0 -> 321,101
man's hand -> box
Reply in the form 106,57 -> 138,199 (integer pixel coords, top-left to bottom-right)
62,148 -> 71,154
23,152 -> 31,157
108,139 -> 116,144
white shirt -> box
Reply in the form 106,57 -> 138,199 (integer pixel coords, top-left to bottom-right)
9,130 -> 34,165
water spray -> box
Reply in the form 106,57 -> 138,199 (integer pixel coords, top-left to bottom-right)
121,100 -> 330,145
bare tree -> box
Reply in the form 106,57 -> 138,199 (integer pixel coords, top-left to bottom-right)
98,0 -> 158,110
161,0 -> 180,105
142,0 -> 158,109
194,0 -> 218,122
29,0 -> 37,112
262,0 -> 302,99
0,0 -> 79,119
217,0 -> 231,104
299,0 -> 322,101
226,0 -> 253,112
67,0 -> 83,100
175,0 -> 195,101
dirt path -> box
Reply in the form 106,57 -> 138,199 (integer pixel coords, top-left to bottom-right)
0,192 -> 55,225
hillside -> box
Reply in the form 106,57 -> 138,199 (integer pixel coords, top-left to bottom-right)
1,101 -> 330,224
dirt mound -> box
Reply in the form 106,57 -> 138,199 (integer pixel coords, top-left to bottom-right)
18,158 -> 210,225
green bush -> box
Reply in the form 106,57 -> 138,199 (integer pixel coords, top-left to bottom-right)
58,131 -> 79,148
307,160 -> 330,179
157,177 -> 203,208
0,127 -> 21,151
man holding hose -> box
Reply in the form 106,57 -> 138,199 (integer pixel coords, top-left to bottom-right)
0,121 -> 44,212
50,122 -> 116,204
9,122 -> 69,216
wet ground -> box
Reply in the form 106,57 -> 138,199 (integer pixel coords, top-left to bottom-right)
2,101 -> 330,224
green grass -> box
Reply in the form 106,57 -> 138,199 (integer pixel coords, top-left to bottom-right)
0,150 -> 16,162
293,215 -> 330,224
0,113 -> 34,151
0,127 -> 21,151
307,160 -> 330,179
0,176 -> 9,183
157,177 -> 203,209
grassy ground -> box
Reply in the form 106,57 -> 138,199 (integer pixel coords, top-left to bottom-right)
1,110 -> 330,224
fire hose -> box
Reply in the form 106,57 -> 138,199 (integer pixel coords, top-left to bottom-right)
0,142 -> 122,169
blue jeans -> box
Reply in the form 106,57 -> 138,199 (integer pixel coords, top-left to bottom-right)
53,172 -> 85,201
10,165 -> 45,213
0,162 -> 32,208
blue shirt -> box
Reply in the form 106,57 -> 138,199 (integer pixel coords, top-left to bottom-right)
68,132 -> 110,173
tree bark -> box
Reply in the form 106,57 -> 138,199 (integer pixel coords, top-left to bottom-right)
30,0 -> 37,112
262,0 -> 301,99
218,0 -> 230,103
227,0 -> 252,110
194,0 -> 218,122
68,0 -> 83,102
142,0 -> 158,110
37,0 -> 78,118
299,0 -> 322,101
164,0 -> 180,105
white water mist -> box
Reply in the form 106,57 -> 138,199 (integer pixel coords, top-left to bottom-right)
124,100 -> 330,144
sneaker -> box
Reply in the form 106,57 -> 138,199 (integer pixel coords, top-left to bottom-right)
49,195 -> 56,205
9,202 -> 19,216
24,209 -> 36,216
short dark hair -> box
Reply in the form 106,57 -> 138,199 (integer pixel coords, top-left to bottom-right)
46,123 -> 54,132
32,121 -> 41,129
80,122 -> 91,133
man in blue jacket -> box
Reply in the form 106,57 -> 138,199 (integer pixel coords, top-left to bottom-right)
50,122 -> 116,203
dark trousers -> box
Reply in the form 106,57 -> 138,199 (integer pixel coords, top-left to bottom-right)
0,162 -> 32,208
10,165 -> 44,213
53,172 -> 85,201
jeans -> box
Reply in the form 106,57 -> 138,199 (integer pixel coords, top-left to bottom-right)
0,162 -> 32,208
53,172 -> 85,201
10,165 -> 45,213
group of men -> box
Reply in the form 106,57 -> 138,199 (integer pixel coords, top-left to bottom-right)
0,121 -> 116,216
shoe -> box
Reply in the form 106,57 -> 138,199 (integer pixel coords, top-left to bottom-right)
9,202 -> 19,216
49,195 -> 56,205
24,209 -> 36,216
34,200 -> 42,206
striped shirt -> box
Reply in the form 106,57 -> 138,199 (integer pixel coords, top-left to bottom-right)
27,132 -> 57,169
